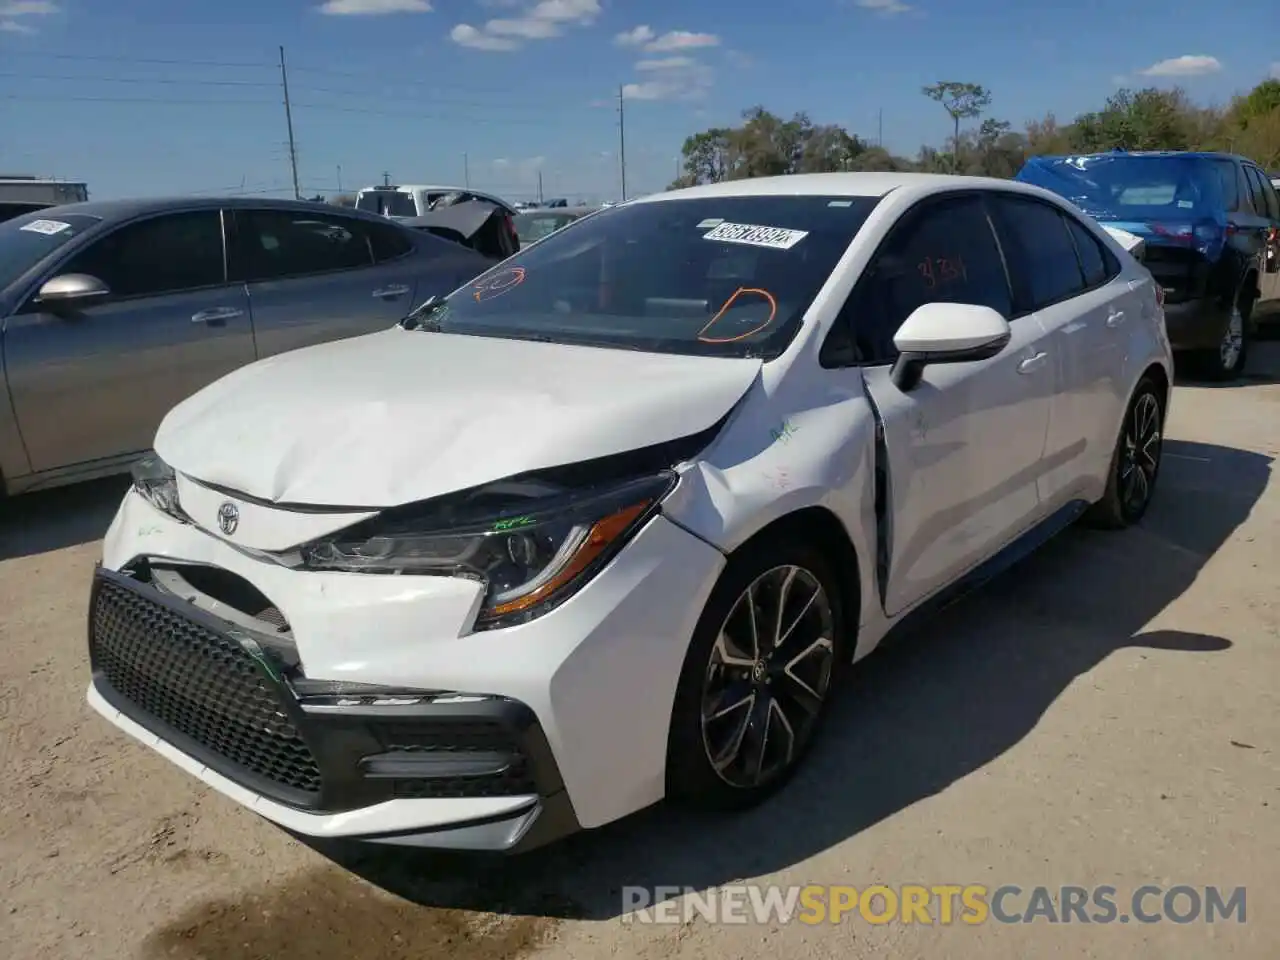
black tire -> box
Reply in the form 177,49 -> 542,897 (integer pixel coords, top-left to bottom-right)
665,535 -> 849,811
1195,293 -> 1251,381
1084,375 -> 1165,529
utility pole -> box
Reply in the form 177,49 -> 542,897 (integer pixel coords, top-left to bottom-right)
537,170 -> 544,203
278,46 -> 301,200
617,85 -> 628,202
382,171 -> 391,186
463,153 -> 470,188
336,164 -> 342,193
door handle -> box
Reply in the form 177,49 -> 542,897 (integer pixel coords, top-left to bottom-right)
372,284 -> 410,299
191,307 -> 244,324
1106,308 -> 1126,328
1017,351 -> 1048,375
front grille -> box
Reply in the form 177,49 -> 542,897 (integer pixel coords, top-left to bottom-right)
90,576 -> 323,799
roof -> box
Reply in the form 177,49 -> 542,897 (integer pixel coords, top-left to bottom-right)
639,172 -> 1023,202
1030,150 -> 1252,163
22,195 -> 399,225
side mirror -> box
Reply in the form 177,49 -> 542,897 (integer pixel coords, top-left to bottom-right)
36,273 -> 111,304
890,302 -> 1012,391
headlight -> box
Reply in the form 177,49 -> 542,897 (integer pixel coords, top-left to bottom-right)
131,454 -> 187,521
296,471 -> 676,629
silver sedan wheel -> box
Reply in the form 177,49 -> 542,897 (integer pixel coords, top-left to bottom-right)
700,564 -> 836,789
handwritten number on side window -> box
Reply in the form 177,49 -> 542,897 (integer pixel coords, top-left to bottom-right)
916,256 -> 967,290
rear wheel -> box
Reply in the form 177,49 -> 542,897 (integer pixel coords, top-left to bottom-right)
1196,295 -> 1251,381
665,537 -> 847,811
1085,376 -> 1165,529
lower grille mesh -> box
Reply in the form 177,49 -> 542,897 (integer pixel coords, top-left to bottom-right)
91,577 -> 322,797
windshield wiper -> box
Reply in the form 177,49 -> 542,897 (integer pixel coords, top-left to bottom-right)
400,295 -> 448,331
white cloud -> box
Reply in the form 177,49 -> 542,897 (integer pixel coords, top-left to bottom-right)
614,24 -> 655,47
0,0 -> 57,33
1270,62 -> 1280,79
855,0 -> 911,13
450,23 -> 519,50
643,30 -> 719,52
0,1 -> 59,14
623,56 -> 715,101
635,56 -> 695,71
318,0 -> 431,13
1138,54 -> 1222,77
450,0 -> 599,51
614,25 -> 720,53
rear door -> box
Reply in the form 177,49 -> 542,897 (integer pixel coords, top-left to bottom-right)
988,192 -> 1130,508
229,207 -> 422,359
4,208 -> 256,471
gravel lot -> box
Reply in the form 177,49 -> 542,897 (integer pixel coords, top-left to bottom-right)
2,346 -> 1278,960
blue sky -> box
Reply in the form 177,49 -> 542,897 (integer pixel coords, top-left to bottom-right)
1,0 -> 1277,203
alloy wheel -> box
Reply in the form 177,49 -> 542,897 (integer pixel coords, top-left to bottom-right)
700,565 -> 835,789
1219,304 -> 1244,373
1120,392 -> 1161,516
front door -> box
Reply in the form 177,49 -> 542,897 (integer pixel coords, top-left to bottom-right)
848,194 -> 1053,616
4,208 -> 256,472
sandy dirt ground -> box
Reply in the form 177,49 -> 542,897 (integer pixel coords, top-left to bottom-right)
1,346 -> 1278,960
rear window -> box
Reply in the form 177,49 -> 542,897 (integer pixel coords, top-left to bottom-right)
421,195 -> 881,359
1017,155 -> 1227,220
0,212 -> 101,291
355,190 -> 418,218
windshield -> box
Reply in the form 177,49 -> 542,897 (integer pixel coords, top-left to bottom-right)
513,211 -> 582,244
0,212 -> 102,291
421,195 -> 880,359
355,190 -> 418,218
1017,155 -> 1227,221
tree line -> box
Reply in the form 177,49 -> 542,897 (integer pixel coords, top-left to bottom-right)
670,78 -> 1280,188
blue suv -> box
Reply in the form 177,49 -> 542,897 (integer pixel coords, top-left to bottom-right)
1017,151 -> 1280,380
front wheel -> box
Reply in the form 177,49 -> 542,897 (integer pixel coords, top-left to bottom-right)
1085,376 -> 1165,529
665,538 -> 847,811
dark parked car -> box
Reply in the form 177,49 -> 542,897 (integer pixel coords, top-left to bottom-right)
1018,151 -> 1280,380
0,197 -> 493,496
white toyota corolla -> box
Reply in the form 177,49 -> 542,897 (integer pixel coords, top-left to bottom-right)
88,173 -> 1172,853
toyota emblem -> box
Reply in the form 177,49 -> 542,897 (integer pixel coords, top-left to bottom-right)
217,501 -> 240,536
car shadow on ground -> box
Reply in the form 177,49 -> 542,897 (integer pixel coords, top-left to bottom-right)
301,437 -> 1270,921
0,475 -> 129,561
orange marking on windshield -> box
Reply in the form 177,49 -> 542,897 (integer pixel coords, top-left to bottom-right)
472,266 -> 526,302
697,287 -> 778,343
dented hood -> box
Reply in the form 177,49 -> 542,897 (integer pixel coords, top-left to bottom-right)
154,327 -> 760,508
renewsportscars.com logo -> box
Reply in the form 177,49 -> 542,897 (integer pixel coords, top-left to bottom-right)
622,884 -> 1247,926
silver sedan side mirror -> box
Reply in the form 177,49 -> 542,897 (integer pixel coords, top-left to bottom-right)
37,273 -> 111,303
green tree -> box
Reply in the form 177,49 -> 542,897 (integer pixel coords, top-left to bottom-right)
922,81 -> 992,172
1069,87 -> 1199,152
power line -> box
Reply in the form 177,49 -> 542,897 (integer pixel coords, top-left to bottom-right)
0,50 -> 274,68
0,93 -> 579,125
0,71 -> 586,111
